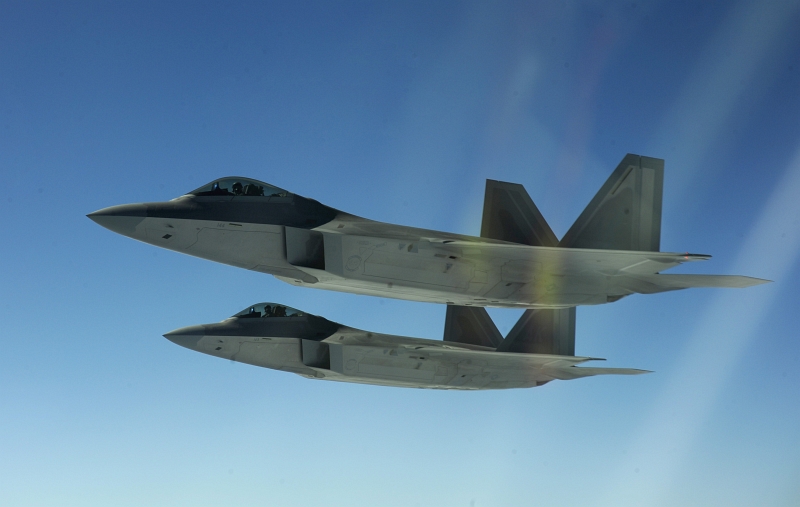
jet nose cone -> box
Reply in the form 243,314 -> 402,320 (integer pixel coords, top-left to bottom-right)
87,204 -> 147,236
163,325 -> 206,350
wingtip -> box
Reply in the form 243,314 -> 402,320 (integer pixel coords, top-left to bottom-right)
685,253 -> 712,261
741,276 -> 773,287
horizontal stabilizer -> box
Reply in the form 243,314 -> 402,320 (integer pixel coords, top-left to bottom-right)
496,308 -> 576,356
546,366 -> 651,380
443,305 -> 503,348
481,179 -> 558,247
560,154 -> 664,251
619,274 -> 771,293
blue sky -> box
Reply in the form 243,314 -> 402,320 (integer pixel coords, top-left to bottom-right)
1,1 -> 799,506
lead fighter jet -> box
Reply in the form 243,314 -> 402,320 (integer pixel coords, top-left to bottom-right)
164,302 -> 647,390
88,153 -> 767,310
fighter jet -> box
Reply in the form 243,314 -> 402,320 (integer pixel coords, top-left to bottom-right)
89,154 -> 768,311
164,302 -> 647,390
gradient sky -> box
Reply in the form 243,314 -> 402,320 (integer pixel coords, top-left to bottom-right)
2,1 -> 799,506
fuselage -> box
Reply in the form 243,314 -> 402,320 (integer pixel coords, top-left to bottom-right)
88,177 -> 758,309
164,303 -> 645,390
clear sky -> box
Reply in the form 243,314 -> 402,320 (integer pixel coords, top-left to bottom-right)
2,1 -> 799,506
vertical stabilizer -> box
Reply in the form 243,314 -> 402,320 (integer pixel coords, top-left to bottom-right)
443,306 -> 503,348
496,308 -> 576,355
481,180 -> 558,247
559,154 -> 664,251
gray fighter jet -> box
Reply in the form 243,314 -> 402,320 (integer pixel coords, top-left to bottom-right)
89,154 -> 768,312
165,302 -> 647,390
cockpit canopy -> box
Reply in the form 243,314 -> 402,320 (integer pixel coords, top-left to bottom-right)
189,178 -> 290,198
233,302 -> 305,319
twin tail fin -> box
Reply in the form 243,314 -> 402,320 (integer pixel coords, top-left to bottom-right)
443,305 -> 575,355
483,153 -> 665,252
451,155 -> 665,358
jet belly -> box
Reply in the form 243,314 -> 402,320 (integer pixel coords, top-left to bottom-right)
188,222 -> 284,270
281,231 -> 614,308
302,328 -> 543,390
107,212 -> 304,275
193,334 -> 318,377
315,232 -> 499,305
168,222 -> 614,308
186,326 -> 545,390
319,342 -> 552,389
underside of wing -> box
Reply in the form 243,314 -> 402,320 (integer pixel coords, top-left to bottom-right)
544,366 -> 651,380
617,273 -> 771,293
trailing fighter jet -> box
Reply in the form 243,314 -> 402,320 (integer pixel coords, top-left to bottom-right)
164,302 -> 647,390
89,154 -> 768,310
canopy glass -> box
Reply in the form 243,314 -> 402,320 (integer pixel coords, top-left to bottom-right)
233,303 -> 305,319
189,178 -> 290,197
